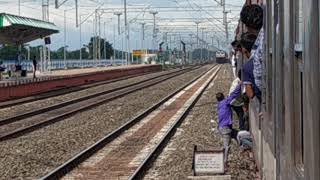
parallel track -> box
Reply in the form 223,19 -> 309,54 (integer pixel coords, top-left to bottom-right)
0,67 -> 187,109
40,64 -> 221,180
0,66 -> 200,141
0,72 -> 150,109
0,67 -> 195,127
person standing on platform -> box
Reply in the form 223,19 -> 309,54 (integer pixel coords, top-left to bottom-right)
32,56 -> 37,79
0,61 -> 5,81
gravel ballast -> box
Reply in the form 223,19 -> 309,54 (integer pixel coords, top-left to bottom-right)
0,65 -> 212,179
143,64 -> 258,180
0,68 -> 188,119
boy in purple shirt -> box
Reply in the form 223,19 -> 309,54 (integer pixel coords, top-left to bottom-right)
216,83 -> 242,163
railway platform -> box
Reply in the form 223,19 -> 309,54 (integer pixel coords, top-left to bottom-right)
0,64 -> 161,102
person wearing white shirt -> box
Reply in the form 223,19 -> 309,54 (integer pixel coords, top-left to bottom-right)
231,53 -> 237,79
229,70 -> 247,131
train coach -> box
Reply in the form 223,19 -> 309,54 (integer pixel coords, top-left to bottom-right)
234,0 -> 320,180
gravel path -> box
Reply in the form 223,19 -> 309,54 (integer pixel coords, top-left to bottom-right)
0,68 -> 187,119
0,65 -> 212,180
143,64 -> 258,180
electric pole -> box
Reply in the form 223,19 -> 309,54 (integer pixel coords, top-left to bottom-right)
211,37 -> 214,61
201,28 -> 205,63
150,11 -> 158,51
79,15 -> 83,68
205,32 -> 209,61
113,24 -> 116,65
98,14 -> 101,65
18,0 -> 20,15
93,11 -> 96,66
124,0 -> 129,65
104,22 -> 107,61
189,34 -> 193,64
114,12 -> 123,35
113,12 -> 122,65
141,22 -> 146,49
64,10 -> 67,69
42,0 -> 49,73
195,21 -> 201,48
75,0 -> 78,27
222,0 -> 230,44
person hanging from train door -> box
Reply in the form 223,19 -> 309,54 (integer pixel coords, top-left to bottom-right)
229,70 -> 249,131
239,33 -> 260,101
240,4 -> 264,102
216,82 -> 242,163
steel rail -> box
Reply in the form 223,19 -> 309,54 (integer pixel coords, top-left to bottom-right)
40,64 -> 218,180
0,66 -> 202,141
0,70 -> 161,109
0,67 -> 195,127
129,66 -> 221,180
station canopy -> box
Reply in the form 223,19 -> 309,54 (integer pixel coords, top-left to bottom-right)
0,13 -> 59,44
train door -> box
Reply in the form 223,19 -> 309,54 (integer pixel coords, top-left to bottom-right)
278,0 -> 308,179
273,0 -> 285,179
292,0 -> 304,178
260,0 -> 278,179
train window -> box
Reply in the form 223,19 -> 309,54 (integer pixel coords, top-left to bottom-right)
293,0 -> 304,175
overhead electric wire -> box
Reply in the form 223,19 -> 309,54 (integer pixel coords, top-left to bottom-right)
182,0 -> 225,40
1,0 -> 243,50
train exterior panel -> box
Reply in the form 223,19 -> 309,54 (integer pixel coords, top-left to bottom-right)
235,0 -> 320,180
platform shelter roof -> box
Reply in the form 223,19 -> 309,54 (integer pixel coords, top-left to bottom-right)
0,13 -> 59,44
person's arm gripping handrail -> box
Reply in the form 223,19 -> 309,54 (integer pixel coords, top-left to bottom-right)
225,84 -> 241,105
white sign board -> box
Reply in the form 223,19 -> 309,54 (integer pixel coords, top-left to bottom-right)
194,151 -> 224,175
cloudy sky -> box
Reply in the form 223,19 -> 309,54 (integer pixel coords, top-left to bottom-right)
0,0 -> 244,50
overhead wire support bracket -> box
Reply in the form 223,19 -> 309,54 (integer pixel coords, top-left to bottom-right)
55,0 -> 79,27
55,0 -> 69,8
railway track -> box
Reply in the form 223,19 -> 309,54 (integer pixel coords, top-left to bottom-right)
0,66 -> 200,141
0,67 -> 189,109
40,64 -> 221,180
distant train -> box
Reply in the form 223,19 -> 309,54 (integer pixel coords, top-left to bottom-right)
215,50 -> 229,64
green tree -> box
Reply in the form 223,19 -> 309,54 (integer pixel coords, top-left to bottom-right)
0,45 -> 27,60
88,36 -> 114,59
